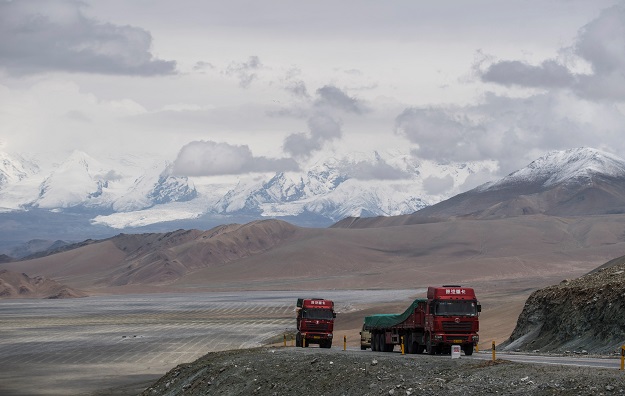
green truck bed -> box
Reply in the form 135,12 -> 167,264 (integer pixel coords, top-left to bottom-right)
364,298 -> 427,329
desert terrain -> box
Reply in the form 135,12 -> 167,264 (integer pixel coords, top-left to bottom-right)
2,213 -> 625,394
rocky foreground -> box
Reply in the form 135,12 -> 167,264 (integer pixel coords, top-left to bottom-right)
140,347 -> 625,396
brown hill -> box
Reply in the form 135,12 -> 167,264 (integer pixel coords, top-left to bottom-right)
0,269 -> 86,299
2,215 -> 625,297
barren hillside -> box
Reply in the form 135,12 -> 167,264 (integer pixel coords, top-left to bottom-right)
502,254 -> 625,354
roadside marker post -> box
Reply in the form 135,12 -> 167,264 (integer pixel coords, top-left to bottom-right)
401,336 -> 405,355
283,334 -> 286,347
343,335 -> 347,351
476,343 -> 479,352
492,341 -> 496,361
621,345 -> 624,370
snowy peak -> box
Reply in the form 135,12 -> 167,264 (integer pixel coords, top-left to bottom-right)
34,151 -> 115,208
412,147 -> 625,220
483,148 -> 625,191
0,152 -> 39,188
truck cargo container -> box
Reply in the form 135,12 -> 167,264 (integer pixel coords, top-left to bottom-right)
362,285 -> 480,355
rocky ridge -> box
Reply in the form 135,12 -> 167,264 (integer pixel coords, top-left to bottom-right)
503,255 -> 625,354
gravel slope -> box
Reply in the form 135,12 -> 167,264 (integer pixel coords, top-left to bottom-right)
140,347 -> 625,396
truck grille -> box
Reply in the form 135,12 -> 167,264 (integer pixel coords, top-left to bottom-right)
442,321 -> 473,332
305,323 -> 330,332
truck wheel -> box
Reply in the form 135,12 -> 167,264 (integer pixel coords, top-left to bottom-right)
416,344 -> 425,354
376,333 -> 382,352
464,344 -> 474,356
296,333 -> 302,347
361,345 -> 367,350
382,334 -> 390,352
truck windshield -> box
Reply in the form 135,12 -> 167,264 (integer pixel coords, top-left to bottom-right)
301,308 -> 334,320
434,301 -> 478,316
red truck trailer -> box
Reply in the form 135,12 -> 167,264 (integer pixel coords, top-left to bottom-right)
295,298 -> 336,348
363,285 -> 480,355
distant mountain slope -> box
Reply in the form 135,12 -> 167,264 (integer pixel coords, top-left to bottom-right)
0,269 -> 86,299
334,148 -> 625,228
4,215 -> 625,294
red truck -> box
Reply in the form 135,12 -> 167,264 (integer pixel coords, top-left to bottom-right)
295,298 -> 336,348
363,285 -> 480,355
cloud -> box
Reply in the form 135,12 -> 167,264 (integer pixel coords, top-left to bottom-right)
283,113 -> 342,159
481,60 -> 575,88
345,159 -> 410,181
396,91 -> 624,175
0,0 -> 176,76
423,175 -> 454,195
478,5 -> 625,102
315,85 -> 369,114
226,56 -> 262,88
172,140 -> 299,176
285,80 -> 310,99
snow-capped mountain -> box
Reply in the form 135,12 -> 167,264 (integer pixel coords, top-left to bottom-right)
411,147 -> 625,220
0,152 -> 39,189
480,147 -> 625,191
0,149 -> 495,235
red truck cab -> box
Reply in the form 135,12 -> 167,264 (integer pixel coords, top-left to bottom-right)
295,298 -> 335,348
425,285 -> 480,355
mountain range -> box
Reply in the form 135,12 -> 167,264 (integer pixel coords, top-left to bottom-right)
0,149 -> 494,246
3,147 -> 625,292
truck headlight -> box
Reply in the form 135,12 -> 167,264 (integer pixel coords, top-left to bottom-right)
472,335 -> 479,341
434,334 -> 443,341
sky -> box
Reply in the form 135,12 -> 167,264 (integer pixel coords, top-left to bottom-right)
1,0 -> 624,188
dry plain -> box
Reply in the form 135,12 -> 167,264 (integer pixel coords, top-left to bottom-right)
0,289 -> 420,396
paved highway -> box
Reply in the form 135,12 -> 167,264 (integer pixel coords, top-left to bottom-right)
472,351 -> 623,370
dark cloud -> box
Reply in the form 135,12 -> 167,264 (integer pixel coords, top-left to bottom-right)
226,56 -> 262,88
478,5 -> 625,102
395,91 -> 620,175
283,113 -> 342,159
481,60 -> 574,88
395,107 -> 467,160
315,85 -> 369,114
575,6 -> 625,75
172,140 -> 299,176
0,0 -> 176,76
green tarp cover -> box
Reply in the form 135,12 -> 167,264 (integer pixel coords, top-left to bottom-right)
364,298 -> 427,329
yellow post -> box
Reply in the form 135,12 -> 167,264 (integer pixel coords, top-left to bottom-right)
492,341 -> 496,361
621,345 -> 624,370
303,335 -> 306,347
475,343 -> 479,352
283,334 -> 286,347
291,335 -> 294,347
401,336 -> 405,355
343,335 -> 347,351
